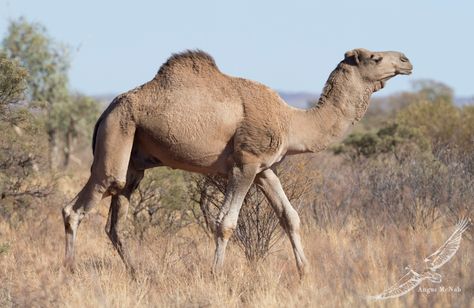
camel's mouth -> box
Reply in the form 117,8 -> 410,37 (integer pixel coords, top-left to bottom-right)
396,62 -> 413,75
396,68 -> 413,75
381,66 -> 412,82
375,65 -> 412,91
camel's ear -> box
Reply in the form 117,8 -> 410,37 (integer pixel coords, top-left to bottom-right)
344,49 -> 360,65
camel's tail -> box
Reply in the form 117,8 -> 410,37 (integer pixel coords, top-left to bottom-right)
91,114 -> 102,155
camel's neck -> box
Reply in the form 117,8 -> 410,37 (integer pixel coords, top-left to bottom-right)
287,63 -> 377,154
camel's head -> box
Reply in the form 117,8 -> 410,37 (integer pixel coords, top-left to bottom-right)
344,48 -> 412,90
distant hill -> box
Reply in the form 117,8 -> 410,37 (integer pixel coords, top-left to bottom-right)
92,92 -> 472,110
455,96 -> 474,106
277,92 -> 473,109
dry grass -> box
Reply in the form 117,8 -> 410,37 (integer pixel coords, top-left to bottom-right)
0,204 -> 472,308
1,153 -> 472,307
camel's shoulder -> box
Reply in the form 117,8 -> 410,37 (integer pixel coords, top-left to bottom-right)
231,78 -> 291,157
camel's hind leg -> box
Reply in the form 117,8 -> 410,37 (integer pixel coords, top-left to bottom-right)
62,106 -> 136,272
62,179 -> 107,271
105,166 -> 144,277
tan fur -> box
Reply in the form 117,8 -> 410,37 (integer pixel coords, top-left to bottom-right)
93,49 -> 411,175
63,49 -> 412,277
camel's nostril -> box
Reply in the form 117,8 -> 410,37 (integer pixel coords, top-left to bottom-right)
400,56 -> 409,63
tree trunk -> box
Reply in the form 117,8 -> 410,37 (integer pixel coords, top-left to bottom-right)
63,129 -> 72,168
47,129 -> 59,171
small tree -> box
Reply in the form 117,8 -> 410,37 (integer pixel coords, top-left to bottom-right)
2,17 -> 70,169
54,94 -> 100,167
0,53 -> 52,224
0,52 -> 28,122
2,18 -> 101,169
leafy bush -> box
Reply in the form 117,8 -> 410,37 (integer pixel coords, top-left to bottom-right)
333,123 -> 430,161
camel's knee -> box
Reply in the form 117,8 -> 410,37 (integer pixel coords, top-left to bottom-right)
63,208 -> 82,230
62,202 -> 73,221
62,197 -> 81,228
217,220 -> 237,240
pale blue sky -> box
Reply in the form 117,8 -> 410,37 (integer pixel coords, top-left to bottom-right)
1,0 -> 473,97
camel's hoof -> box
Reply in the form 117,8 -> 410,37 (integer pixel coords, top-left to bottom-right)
63,257 -> 76,274
210,267 -> 224,280
127,267 -> 138,282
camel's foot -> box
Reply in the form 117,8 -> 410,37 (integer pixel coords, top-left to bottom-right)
63,256 -> 76,274
125,264 -> 138,281
297,263 -> 311,282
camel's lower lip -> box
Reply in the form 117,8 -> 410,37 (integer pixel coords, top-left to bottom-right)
397,69 -> 413,75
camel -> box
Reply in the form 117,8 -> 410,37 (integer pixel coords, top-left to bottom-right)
62,48 -> 412,277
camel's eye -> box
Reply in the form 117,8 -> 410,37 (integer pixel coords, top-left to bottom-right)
371,54 -> 383,64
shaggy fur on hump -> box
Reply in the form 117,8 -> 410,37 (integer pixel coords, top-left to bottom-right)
156,50 -> 218,77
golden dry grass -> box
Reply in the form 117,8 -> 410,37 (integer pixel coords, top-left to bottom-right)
0,204 -> 472,308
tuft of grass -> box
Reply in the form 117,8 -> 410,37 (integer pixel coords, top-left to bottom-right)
0,243 -> 10,255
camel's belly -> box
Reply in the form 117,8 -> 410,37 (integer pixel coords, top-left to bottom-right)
135,125 -> 235,175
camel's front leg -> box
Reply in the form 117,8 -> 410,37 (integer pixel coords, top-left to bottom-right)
255,168 -> 309,278
212,163 -> 258,274
62,109 -> 136,273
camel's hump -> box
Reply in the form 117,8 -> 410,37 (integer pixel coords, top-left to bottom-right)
156,50 -> 219,77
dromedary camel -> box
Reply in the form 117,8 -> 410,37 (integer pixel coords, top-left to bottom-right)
62,48 -> 412,277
